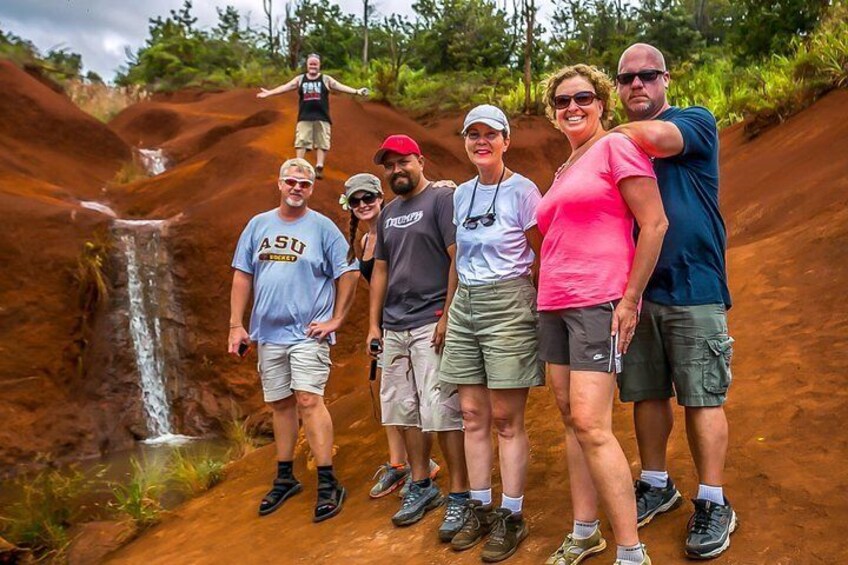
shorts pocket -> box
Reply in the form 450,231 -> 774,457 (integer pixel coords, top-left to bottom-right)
703,336 -> 734,394
316,346 -> 332,368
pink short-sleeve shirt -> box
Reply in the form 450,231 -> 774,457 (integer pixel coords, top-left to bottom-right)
536,133 -> 656,311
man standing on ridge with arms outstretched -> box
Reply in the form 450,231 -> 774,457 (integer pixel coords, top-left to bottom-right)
366,135 -> 471,540
228,157 -> 359,523
257,53 -> 369,179
613,43 -> 736,560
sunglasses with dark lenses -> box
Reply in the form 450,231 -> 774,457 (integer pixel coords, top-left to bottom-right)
462,213 -> 496,230
348,192 -> 379,208
553,91 -> 598,110
281,177 -> 313,189
616,69 -> 665,85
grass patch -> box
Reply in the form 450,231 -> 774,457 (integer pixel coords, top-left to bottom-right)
109,457 -> 166,529
168,449 -> 225,496
0,463 -> 104,560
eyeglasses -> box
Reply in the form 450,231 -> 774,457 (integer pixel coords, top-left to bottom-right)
281,177 -> 313,189
462,213 -> 496,229
553,91 -> 598,110
348,192 -> 379,208
616,69 -> 665,85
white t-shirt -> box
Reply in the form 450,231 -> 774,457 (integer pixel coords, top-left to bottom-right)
453,172 -> 542,286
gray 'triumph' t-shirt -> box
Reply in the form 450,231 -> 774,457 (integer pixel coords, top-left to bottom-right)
375,184 -> 456,331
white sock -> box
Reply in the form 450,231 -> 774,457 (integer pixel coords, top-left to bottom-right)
697,484 -> 725,505
616,543 -> 645,563
640,469 -> 669,488
573,519 -> 599,539
501,494 -> 523,513
470,487 -> 492,506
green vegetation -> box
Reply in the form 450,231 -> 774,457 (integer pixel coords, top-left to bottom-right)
169,449 -> 225,496
0,464 -> 104,560
110,457 -> 167,529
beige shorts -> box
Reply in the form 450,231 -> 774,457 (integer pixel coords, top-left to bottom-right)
381,322 -> 463,432
440,277 -> 544,389
257,340 -> 331,402
294,120 -> 331,151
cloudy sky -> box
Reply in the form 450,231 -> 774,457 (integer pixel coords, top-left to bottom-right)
0,0 -> 425,79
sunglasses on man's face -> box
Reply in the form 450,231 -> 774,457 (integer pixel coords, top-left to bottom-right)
553,91 -> 598,110
462,212 -> 496,230
616,69 -> 665,86
349,192 -> 379,208
281,177 -> 313,189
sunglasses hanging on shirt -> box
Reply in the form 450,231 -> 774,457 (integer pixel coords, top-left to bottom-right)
462,167 -> 505,230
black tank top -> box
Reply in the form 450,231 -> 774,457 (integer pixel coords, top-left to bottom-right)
360,233 -> 375,283
297,74 -> 331,123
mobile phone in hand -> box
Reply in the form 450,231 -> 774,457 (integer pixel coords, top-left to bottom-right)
237,342 -> 250,358
369,339 -> 382,355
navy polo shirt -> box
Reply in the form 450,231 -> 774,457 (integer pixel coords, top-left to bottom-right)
645,106 -> 732,308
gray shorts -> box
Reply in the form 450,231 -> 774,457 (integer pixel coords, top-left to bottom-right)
381,322 -> 463,432
619,301 -> 733,407
440,277 -> 544,389
257,340 -> 331,402
539,301 -> 622,373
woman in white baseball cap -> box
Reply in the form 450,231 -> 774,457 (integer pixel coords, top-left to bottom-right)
438,104 -> 544,560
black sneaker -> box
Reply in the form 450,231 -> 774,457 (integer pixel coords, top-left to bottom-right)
315,165 -> 324,179
635,478 -> 683,527
685,498 -> 737,559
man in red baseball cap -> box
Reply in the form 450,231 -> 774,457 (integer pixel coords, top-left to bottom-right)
367,135 -> 470,540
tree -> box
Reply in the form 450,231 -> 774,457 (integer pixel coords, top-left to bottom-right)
728,0 -> 830,61
517,0 -> 539,113
362,0 -> 371,65
637,0 -> 705,68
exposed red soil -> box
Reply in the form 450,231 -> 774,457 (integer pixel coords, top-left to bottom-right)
0,61 -> 131,469
2,62 -> 846,563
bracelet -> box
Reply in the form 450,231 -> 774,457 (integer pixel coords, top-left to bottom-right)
229,324 -> 243,329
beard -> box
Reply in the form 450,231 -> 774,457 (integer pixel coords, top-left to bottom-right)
285,195 -> 306,207
625,96 -> 661,121
389,172 -> 416,195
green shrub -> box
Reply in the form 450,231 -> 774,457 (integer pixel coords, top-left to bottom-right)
168,449 -> 225,496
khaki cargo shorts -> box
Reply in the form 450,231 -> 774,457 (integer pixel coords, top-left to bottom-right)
440,277 -> 544,389
381,322 -> 463,432
618,301 -> 733,407
257,340 -> 331,402
294,120 -> 331,151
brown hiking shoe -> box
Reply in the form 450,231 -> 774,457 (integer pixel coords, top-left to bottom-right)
481,508 -> 529,562
545,528 -> 607,565
450,500 -> 496,551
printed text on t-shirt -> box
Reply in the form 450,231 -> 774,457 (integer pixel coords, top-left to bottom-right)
384,211 -> 423,229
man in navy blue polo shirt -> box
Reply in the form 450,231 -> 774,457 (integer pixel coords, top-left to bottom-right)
613,43 -> 736,560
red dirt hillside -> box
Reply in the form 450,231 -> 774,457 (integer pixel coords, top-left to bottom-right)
0,61 -> 133,470
102,86 -> 847,565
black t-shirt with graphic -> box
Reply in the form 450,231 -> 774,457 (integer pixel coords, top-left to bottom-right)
297,73 -> 332,123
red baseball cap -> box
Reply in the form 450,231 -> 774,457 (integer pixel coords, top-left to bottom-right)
373,134 -> 422,165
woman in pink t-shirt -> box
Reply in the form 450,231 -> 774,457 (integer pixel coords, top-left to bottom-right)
538,65 -> 668,565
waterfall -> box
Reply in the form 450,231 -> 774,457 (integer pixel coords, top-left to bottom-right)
113,219 -> 191,444
138,148 -> 168,176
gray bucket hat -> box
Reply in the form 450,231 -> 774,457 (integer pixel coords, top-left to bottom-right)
343,173 -> 383,199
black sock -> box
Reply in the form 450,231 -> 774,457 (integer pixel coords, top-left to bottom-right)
414,477 -> 432,489
277,460 -> 294,479
317,465 -> 336,486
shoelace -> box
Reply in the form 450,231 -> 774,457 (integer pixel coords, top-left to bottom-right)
443,499 -> 464,522
371,463 -> 390,481
488,513 -> 507,544
400,484 -> 422,508
691,505 -> 713,534
457,505 -> 481,533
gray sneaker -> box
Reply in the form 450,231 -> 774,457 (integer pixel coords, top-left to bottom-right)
391,480 -> 443,527
370,463 -> 409,499
438,494 -> 468,542
685,498 -> 737,559
397,459 -> 441,498
635,478 -> 683,527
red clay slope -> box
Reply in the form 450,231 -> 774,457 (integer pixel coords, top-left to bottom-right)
0,61 -> 131,469
105,89 -> 848,564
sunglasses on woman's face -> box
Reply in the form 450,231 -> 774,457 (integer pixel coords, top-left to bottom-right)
616,69 -> 665,85
281,177 -> 313,189
349,192 -> 379,208
553,91 -> 598,110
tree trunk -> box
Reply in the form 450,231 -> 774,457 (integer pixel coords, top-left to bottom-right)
362,0 -> 370,65
523,0 -> 535,114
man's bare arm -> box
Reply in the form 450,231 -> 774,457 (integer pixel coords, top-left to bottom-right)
257,75 -> 301,99
326,75 -> 368,96
614,121 -> 684,159
228,270 -> 253,354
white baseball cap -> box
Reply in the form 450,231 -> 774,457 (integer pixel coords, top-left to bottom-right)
462,104 -> 510,137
